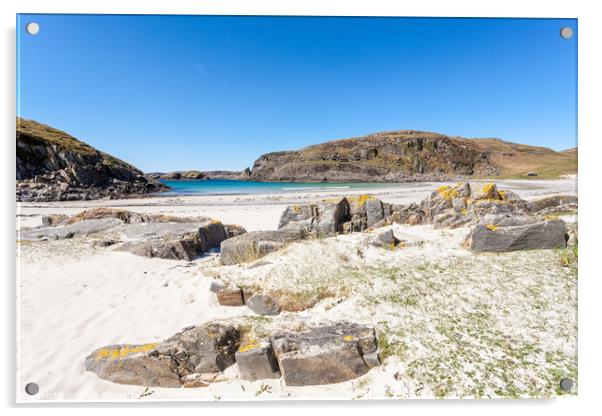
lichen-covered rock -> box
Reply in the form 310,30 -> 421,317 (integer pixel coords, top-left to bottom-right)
370,202 -> 424,229
220,229 -> 306,265
235,340 -> 281,381
246,294 -> 281,316
84,343 -> 181,387
270,322 -> 379,386
156,323 -> 240,376
278,198 -> 349,235
278,195 -> 399,235
85,322 -> 241,387
466,219 -> 568,252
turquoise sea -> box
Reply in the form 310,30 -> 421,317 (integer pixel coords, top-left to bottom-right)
160,179 -> 420,195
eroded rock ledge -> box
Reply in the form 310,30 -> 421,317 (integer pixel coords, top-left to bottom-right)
85,321 -> 380,387
19,207 -> 247,261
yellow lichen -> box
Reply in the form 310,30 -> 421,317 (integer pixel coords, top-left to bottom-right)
346,194 -> 377,206
291,204 -> 301,213
498,190 -> 506,199
481,183 -> 495,195
238,340 -> 260,353
210,219 -> 222,225
95,343 -> 158,361
437,185 -> 459,201
485,224 -> 498,231
460,208 -> 467,215
342,335 -> 354,342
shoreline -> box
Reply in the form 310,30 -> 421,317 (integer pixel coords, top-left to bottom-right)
17,178 -> 577,232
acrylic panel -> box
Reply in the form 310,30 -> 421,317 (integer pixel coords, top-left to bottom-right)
16,15 -> 578,401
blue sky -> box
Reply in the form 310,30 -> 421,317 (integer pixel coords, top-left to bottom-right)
17,15 -> 577,172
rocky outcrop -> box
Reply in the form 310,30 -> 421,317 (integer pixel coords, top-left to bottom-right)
249,131 -> 500,182
466,219 -> 568,252
270,322 -> 380,386
85,323 -> 240,387
220,229 -> 306,265
16,117 -> 168,202
248,131 -> 576,182
278,195 -> 401,236
147,170 -> 252,181
160,170 -> 205,180
372,182 -> 532,230
21,208 -> 245,261
117,221 -> 231,261
203,169 -> 252,180
85,321 -> 380,388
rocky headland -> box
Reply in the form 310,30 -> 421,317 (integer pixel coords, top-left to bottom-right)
16,117 -> 168,202
248,130 -> 576,182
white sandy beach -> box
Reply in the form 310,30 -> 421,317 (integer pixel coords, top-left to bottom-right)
16,178 -> 577,401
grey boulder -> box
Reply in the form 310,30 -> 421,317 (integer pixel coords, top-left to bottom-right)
466,219 -> 568,252
371,229 -> 400,249
235,340 -> 281,381
220,229 -> 306,265
246,294 -> 281,316
270,322 -> 380,386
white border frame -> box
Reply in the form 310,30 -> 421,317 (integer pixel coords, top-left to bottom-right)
3,0 -> 601,414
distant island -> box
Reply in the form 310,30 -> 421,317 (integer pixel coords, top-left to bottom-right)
16,117 -> 576,202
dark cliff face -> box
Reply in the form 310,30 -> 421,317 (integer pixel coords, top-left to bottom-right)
16,117 -> 167,201
249,131 -> 499,182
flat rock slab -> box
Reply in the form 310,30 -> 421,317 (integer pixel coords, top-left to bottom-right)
467,219 -> 568,252
19,218 -> 123,241
118,222 -> 206,240
220,229 -> 306,265
116,221 -> 230,261
84,343 -> 181,388
270,322 -> 379,386
246,294 -> 281,316
235,340 -> 281,381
